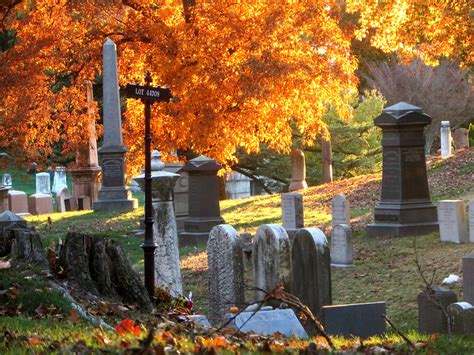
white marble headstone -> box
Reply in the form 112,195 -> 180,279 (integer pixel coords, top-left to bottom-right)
469,201 -> 474,243
36,172 -> 51,195
440,121 -> 452,158
52,166 -> 67,194
2,174 -> 12,187
281,193 -> 304,230
331,224 -> 353,267
438,200 -> 468,243
332,194 -> 350,227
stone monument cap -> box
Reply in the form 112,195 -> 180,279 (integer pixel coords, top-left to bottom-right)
0,210 -> 27,229
441,121 -> 450,128
375,102 -> 431,126
182,155 -> 221,172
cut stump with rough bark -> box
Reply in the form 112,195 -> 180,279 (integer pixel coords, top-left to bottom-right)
0,227 -> 47,266
58,232 -> 152,312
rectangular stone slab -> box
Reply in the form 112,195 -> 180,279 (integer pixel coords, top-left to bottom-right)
321,302 -> 386,338
226,308 -> 308,338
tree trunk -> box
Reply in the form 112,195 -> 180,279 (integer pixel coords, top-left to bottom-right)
321,138 -> 333,183
4,228 -> 47,265
58,232 -> 152,311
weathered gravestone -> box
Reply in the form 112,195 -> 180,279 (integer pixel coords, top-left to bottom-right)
291,228 -> 331,317
0,186 -> 10,213
330,224 -> 353,267
253,224 -> 291,301
418,285 -> 457,334
52,166 -> 67,194
93,39 -> 137,212
331,194 -> 350,227
321,302 -> 386,338
78,195 -> 91,210
462,252 -> 474,305
207,224 -> 244,326
64,196 -> 78,212
36,172 -> 51,195
225,171 -> 251,199
2,174 -> 12,187
447,302 -> 474,336
437,200 -> 468,243
469,201 -> 474,243
180,156 -> 225,246
281,193 -> 304,238
8,191 -> 28,215
28,194 -> 53,215
289,148 -> 308,191
69,80 -> 101,206
135,151 -> 182,297
225,307 -> 308,338
440,121 -> 452,158
56,187 -> 71,213
366,102 -> 438,237
452,128 -> 469,150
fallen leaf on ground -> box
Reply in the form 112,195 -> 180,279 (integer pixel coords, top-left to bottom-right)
66,309 -> 80,324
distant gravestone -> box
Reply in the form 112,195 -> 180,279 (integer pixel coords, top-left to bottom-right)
321,302 -> 386,338
56,187 -> 71,213
207,224 -> 244,326
0,186 -> 9,213
28,193 -> 53,215
78,195 -> 91,210
289,149 -> 308,191
331,224 -> 353,267
2,174 -> 12,188
253,224 -> 291,301
469,201 -> 474,243
462,252 -> 474,305
36,172 -> 51,195
440,121 -> 452,158
8,191 -> 29,215
291,228 -> 331,317
452,128 -> 469,150
447,302 -> 474,336
226,308 -> 308,338
438,200 -> 468,243
418,285 -> 457,334
52,166 -> 67,194
281,193 -> 304,234
64,196 -> 78,212
331,194 -> 350,227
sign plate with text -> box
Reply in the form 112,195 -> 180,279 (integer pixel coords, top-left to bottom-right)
125,84 -> 172,103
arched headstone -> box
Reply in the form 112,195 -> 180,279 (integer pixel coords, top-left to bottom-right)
291,228 -> 331,316
207,224 -> 244,326
253,224 -> 291,300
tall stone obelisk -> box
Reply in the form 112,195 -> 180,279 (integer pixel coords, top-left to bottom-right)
93,39 -> 137,212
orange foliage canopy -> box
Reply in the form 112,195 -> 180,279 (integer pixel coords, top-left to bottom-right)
0,1 -> 470,173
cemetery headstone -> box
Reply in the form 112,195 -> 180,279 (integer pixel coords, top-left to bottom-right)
331,224 -> 353,267
418,285 -> 457,334
447,302 -> 474,336
2,174 -> 12,187
52,166 -> 68,194
289,148 -> 308,191
469,201 -> 474,243
64,196 -> 78,212
225,308 -> 308,338
331,194 -> 350,227
179,156 -> 225,246
0,186 -> 10,213
452,128 -> 469,150
366,102 -> 438,237
253,224 -> 291,301
135,151 -> 182,296
463,252 -> 474,305
291,228 -> 331,317
56,187 -> 71,213
225,171 -> 251,199
207,224 -> 244,326
36,172 -> 51,195
321,302 -> 386,338
77,195 -> 91,210
440,121 -> 452,158
437,200 -> 468,243
281,193 -> 304,237
28,193 -> 53,215
93,39 -> 137,212
8,190 -> 29,215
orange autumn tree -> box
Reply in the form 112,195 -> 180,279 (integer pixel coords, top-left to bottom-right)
0,0 -> 471,174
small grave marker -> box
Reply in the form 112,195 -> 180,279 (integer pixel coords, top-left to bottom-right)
437,200 -> 468,243
332,194 -> 350,227
331,224 -> 353,267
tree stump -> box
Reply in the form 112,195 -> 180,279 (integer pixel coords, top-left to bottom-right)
0,227 -> 46,265
58,232 -> 152,311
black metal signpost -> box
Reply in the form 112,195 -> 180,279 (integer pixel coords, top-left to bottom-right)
125,72 -> 172,297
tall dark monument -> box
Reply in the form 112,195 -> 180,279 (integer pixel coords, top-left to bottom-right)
366,102 -> 438,237
179,156 -> 225,246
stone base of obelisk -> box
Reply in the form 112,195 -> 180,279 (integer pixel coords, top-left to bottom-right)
366,202 -> 438,237
93,187 -> 137,212
179,217 -> 225,246
69,167 -> 101,206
